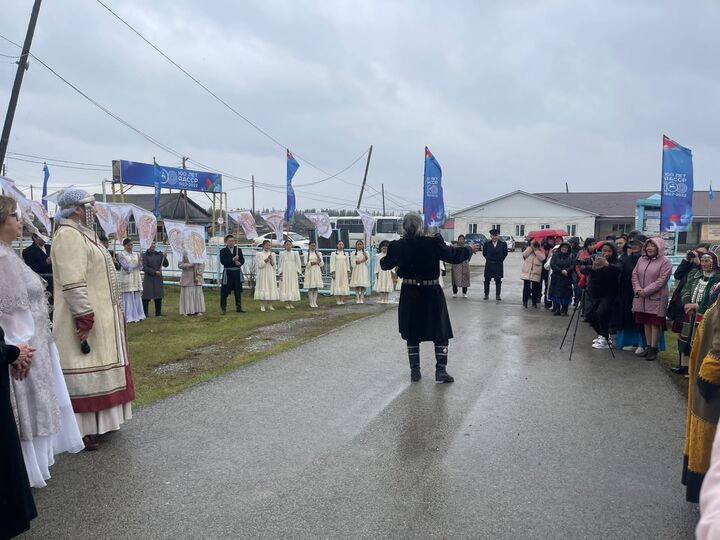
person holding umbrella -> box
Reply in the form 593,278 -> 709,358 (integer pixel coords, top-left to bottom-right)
482,228 -> 508,301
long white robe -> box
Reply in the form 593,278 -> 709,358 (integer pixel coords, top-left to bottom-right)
254,251 -> 279,300
0,243 -> 83,488
117,250 -> 145,323
350,251 -> 370,288
278,250 -> 302,302
330,251 -> 350,296
375,252 -> 395,293
303,249 -> 324,289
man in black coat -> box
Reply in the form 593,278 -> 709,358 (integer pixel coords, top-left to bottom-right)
0,326 -> 37,538
22,233 -> 53,302
482,228 -> 508,301
142,243 -> 169,317
220,234 -> 245,314
381,214 -> 476,383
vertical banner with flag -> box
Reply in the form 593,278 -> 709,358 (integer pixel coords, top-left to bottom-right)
661,135 -> 694,232
286,150 -> 299,221
42,163 -> 50,210
423,147 -> 445,228
710,182 -> 715,201
153,159 -> 163,218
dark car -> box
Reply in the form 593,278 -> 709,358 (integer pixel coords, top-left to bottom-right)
463,233 -> 487,248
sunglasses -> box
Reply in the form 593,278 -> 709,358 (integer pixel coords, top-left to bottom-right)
12,207 -> 22,221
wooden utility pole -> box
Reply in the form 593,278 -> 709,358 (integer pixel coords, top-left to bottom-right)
356,145 -> 373,209
252,175 -> 255,214
0,0 -> 43,167
381,183 -> 386,215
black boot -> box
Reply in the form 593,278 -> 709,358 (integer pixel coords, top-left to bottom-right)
561,304 -> 569,316
408,344 -> 421,382
553,305 -> 561,316
483,282 -> 489,300
495,281 -> 502,301
220,295 -> 227,315
434,344 -> 454,383
155,299 -> 163,317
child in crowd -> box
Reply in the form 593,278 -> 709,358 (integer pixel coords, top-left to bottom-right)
278,240 -> 302,309
375,241 -> 394,304
350,240 -> 370,304
303,241 -> 324,308
330,241 -> 351,305
254,240 -> 279,311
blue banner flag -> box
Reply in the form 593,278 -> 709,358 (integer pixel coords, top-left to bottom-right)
153,160 -> 163,218
42,162 -> 50,210
423,147 -> 445,228
286,149 -> 299,221
710,182 -> 715,201
116,160 -> 222,193
661,135 -> 693,232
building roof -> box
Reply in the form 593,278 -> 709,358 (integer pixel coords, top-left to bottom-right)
453,190 -> 599,217
93,193 -> 212,223
538,191 -> 720,218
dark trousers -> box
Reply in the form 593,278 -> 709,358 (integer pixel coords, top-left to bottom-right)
221,273 -> 243,312
452,286 -> 468,294
142,298 -> 162,316
484,277 -> 501,297
586,296 -> 614,338
522,280 -> 542,306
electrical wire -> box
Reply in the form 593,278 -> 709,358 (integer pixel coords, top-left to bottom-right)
7,151 -> 110,168
6,156 -> 110,171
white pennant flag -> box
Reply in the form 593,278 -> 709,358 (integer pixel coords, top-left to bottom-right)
28,200 -> 52,234
261,211 -> 284,244
305,212 -> 333,239
164,219 -> 207,263
94,202 -> 133,239
228,210 -> 258,240
356,209 -> 376,238
131,206 -> 157,250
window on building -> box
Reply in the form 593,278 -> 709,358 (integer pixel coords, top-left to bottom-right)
566,224 -> 577,236
515,224 -> 525,237
468,223 -> 478,234
540,224 -> 551,230
490,224 -> 501,233
128,221 -> 137,236
611,223 -> 633,233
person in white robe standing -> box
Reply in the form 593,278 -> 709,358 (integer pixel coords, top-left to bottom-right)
178,252 -> 205,316
350,240 -> 370,304
116,238 -> 145,323
0,195 -> 83,484
51,188 -> 135,451
254,240 -> 279,311
304,241 -> 324,308
278,240 -> 302,309
330,241 -> 351,305
375,241 -> 395,304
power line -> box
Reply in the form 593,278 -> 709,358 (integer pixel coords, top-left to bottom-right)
6,155 -> 109,171
7,151 -> 110,168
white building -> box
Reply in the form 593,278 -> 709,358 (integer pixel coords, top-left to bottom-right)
452,191 -> 597,241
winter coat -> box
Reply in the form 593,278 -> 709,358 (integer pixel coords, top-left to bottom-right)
520,245 -> 546,282
548,245 -> 575,299
482,240 -> 507,279
586,242 -> 622,299
617,251 -> 642,330
142,250 -> 169,300
631,237 -> 673,317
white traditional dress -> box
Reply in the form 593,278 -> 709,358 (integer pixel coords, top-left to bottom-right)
330,250 -> 350,296
51,218 -> 134,438
303,249 -> 324,289
178,256 -> 206,315
116,250 -> 145,323
254,251 -> 280,300
375,252 -> 395,293
350,251 -> 370,288
278,250 -> 302,302
0,243 -> 83,487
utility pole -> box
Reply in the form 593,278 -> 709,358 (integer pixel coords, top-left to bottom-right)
381,183 -> 386,215
0,0 -> 43,166
252,175 -> 255,214
356,145 -> 373,209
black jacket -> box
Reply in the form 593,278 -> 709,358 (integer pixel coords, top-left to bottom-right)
549,245 -> 575,299
220,246 -> 245,270
587,243 -> 622,298
22,243 -> 52,276
482,240 -> 508,279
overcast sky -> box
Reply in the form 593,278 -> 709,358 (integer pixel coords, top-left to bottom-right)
2,0 -> 719,215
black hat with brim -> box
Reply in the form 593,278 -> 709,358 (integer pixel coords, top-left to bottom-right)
489,229 -> 500,235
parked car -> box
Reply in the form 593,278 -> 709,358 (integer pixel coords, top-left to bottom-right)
252,232 -> 310,250
499,234 -> 515,251
463,233 -> 487,248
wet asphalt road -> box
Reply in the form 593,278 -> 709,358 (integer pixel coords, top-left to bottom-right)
26,253 -> 698,539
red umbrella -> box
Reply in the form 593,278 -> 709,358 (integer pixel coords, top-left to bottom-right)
526,229 -> 569,240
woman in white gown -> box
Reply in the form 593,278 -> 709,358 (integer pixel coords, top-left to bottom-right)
278,240 -> 302,309
116,238 -> 145,323
375,241 -> 395,304
0,196 -> 83,487
330,241 -> 351,305
350,240 -> 370,304
254,240 -> 279,311
304,241 -> 324,308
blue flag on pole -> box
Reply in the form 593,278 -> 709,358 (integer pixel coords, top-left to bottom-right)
423,147 -> 445,228
286,149 -> 299,221
710,182 -> 715,201
153,160 -> 163,218
661,135 -> 693,232
41,162 -> 50,210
